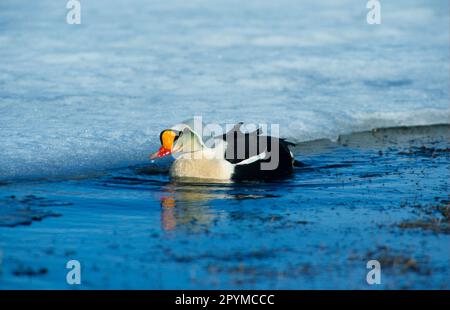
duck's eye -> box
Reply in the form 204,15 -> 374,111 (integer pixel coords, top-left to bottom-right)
174,130 -> 182,143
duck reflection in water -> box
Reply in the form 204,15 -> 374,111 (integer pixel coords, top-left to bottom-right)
160,181 -> 232,232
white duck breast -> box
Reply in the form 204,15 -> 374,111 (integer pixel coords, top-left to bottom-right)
169,138 -> 230,180
170,157 -> 234,180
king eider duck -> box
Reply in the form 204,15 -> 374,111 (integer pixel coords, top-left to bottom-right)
150,121 -> 296,181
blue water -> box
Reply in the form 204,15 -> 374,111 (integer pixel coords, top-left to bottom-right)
0,127 -> 449,289
0,0 -> 449,289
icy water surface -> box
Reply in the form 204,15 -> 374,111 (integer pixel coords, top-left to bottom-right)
0,126 -> 448,289
0,0 -> 449,290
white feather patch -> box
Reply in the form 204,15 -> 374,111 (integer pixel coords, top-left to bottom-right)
235,151 -> 267,166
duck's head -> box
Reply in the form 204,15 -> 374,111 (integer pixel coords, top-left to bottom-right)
150,129 -> 180,159
150,126 -> 207,159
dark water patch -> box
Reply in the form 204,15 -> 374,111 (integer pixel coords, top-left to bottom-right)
293,166 -> 317,173
95,175 -> 168,190
0,205 -> 61,227
227,210 -> 310,231
293,160 -> 356,174
135,165 -> 171,175
0,208 -> 61,227
109,176 -> 164,185
12,265 -> 48,277
15,194 -> 73,207
318,163 -> 354,169
233,193 -> 280,200
364,79 -> 413,88
359,172 -> 384,178
0,195 -> 64,227
163,247 -> 285,264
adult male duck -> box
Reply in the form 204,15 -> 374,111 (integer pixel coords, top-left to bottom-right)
150,120 -> 296,181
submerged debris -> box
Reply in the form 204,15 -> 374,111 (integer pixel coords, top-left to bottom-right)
397,199 -> 450,234
398,146 -> 450,158
364,246 -> 431,275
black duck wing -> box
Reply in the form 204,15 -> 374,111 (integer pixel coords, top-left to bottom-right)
218,123 -> 295,179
